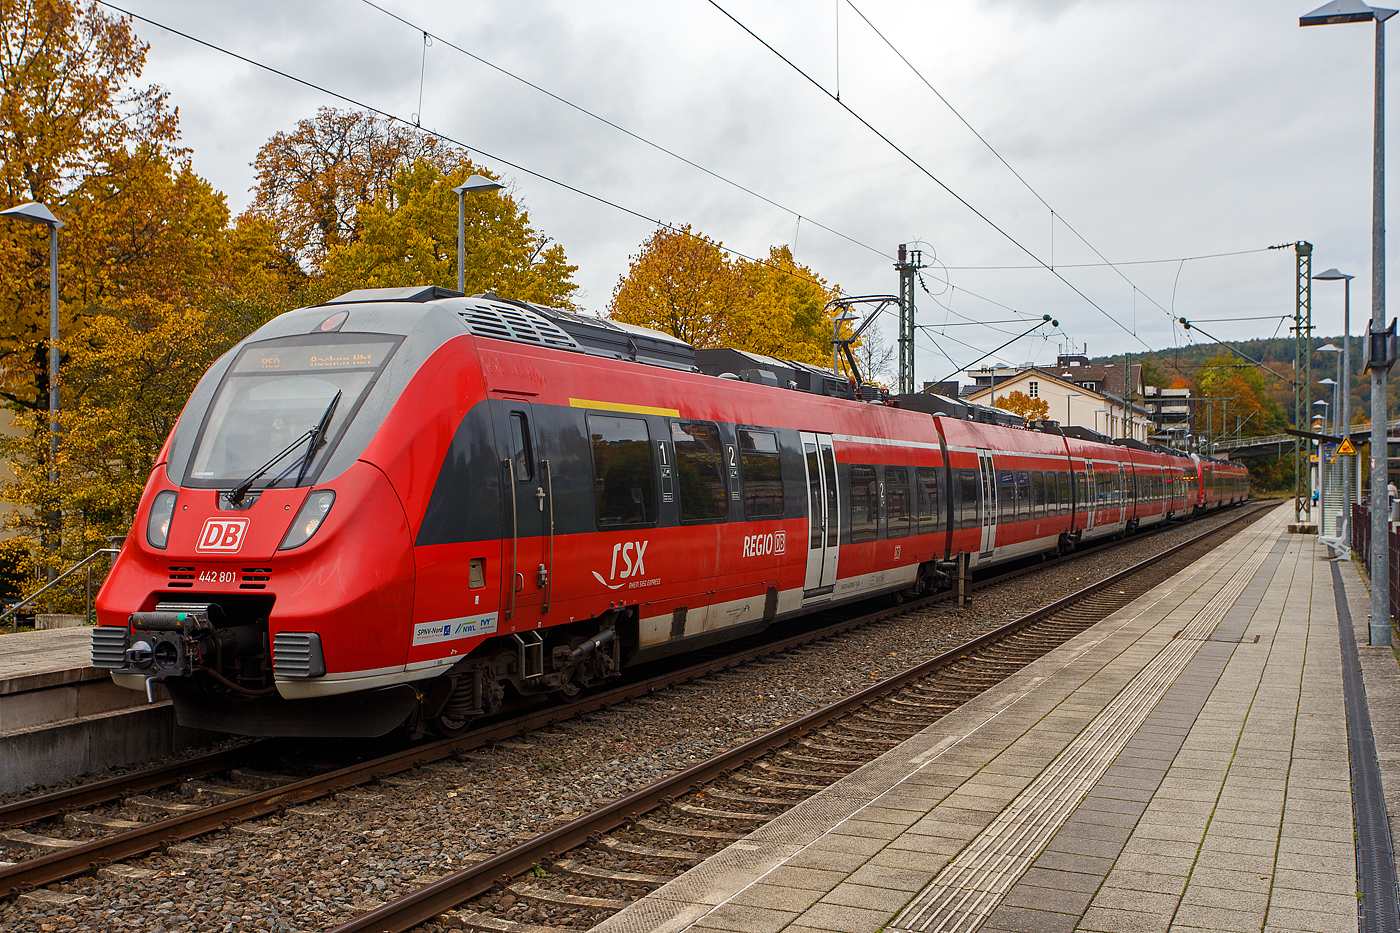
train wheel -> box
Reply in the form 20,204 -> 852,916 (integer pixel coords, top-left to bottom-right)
430,710 -> 474,739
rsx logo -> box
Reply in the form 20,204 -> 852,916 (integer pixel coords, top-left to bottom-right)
196,517 -> 249,553
592,540 -> 648,590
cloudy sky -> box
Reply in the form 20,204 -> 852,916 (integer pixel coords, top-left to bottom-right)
112,0 -> 1385,386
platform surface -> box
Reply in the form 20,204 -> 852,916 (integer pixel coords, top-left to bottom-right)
0,625 -> 98,695
596,504 -> 1385,933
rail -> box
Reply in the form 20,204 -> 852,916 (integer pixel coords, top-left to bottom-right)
1,545 -> 121,631
0,503 -> 1268,898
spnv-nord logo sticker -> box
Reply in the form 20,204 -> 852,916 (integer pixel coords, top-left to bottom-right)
197,517 -> 249,553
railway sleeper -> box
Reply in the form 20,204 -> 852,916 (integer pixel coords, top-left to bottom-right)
757,763 -> 855,780
550,857 -> 675,886
730,773 -> 831,793
839,719 -> 921,738
779,750 -> 865,768
669,801 -> 776,821
0,829 -> 82,852
178,781 -> 250,801
704,787 -> 800,807
64,811 -> 142,831
506,882 -> 631,912
124,794 -> 200,817
632,818 -> 746,842
447,907 -> 555,933
803,732 -> 901,748
596,836 -> 705,864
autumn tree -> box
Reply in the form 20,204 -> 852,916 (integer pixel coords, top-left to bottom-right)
244,108 -> 450,270
732,246 -> 842,365
609,226 -> 842,361
321,158 -> 577,307
1195,354 -> 1285,438
993,390 -> 1050,422
609,225 -> 745,346
0,0 -> 182,411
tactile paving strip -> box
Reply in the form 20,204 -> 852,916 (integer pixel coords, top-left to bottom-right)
889,537 -> 1274,933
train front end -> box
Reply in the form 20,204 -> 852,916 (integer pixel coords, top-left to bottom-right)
92,289 -> 468,737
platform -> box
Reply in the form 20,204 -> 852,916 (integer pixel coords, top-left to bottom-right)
0,626 -> 212,793
597,503 -> 1394,933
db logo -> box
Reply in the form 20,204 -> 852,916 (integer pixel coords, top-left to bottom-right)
196,517 -> 249,553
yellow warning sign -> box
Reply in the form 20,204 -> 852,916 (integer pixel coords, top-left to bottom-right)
1338,438 -> 1358,456
1310,454 -> 1318,463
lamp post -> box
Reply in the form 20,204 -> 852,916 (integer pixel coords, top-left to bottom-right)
1,201 -> 63,581
1067,391 -> 1081,426
1319,375 -> 1339,434
1302,1 -> 1395,645
1315,269 -> 1357,513
1095,408 -> 1106,435
452,175 -> 504,294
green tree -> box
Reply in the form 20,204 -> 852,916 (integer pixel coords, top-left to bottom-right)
321,158 -> 577,308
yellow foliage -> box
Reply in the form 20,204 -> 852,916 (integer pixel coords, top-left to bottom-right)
608,227 -> 841,363
993,390 -> 1050,421
322,158 -> 577,308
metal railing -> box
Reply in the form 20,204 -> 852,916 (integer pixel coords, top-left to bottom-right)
1352,503 -> 1400,627
1,545 -> 122,631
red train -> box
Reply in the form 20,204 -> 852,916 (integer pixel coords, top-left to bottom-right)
91,287 -> 1249,737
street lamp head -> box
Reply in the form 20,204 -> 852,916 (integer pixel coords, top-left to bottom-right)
1320,377 -> 1338,386
453,175 -> 504,195
1313,267 -> 1355,281
1301,0 -> 1397,25
1316,343 -> 1342,353
1,201 -> 63,228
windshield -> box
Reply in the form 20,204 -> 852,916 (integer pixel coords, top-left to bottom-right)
185,334 -> 400,487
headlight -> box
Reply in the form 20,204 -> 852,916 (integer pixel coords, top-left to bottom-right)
146,490 -> 177,549
280,490 -> 335,550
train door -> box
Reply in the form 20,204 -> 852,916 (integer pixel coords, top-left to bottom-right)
978,452 -> 997,555
492,402 -> 551,624
801,432 -> 840,595
1084,462 -> 1096,531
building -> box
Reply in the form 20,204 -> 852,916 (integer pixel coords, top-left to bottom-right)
962,354 -> 1197,445
963,368 -> 1151,442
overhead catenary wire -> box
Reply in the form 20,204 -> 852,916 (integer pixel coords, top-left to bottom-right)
356,0 -> 895,263
842,0 -> 1196,330
705,0 -> 1160,355
95,0 -> 857,303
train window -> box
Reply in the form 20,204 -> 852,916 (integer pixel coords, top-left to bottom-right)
1059,471 -> 1071,514
916,467 -> 942,533
671,421 -> 727,522
886,468 -> 911,538
998,471 -> 1016,522
187,334 -> 402,488
588,414 -> 657,526
1016,471 -> 1031,520
849,466 -> 878,542
508,412 -> 533,482
739,429 -> 784,518
1031,472 -> 1046,519
805,444 -> 822,548
954,469 -> 979,529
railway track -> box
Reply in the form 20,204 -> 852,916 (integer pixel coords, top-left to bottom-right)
0,502 -> 1272,918
330,500 -> 1274,933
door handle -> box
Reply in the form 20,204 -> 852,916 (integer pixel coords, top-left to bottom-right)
535,487 -> 546,512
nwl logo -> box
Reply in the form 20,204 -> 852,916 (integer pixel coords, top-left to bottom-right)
196,517 -> 249,553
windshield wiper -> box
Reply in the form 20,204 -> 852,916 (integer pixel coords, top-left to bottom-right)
294,390 -> 341,486
226,391 -> 342,505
